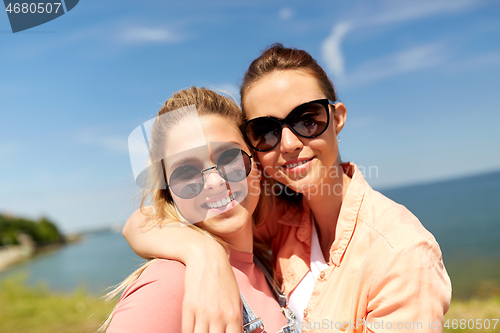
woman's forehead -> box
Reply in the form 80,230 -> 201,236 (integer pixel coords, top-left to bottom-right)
163,115 -> 247,171
243,70 -> 324,119
166,115 -> 245,153
201,116 -> 244,144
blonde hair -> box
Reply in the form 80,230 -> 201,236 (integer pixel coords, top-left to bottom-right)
98,87 -> 247,332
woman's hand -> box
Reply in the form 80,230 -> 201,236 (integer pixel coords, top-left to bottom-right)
182,243 -> 242,333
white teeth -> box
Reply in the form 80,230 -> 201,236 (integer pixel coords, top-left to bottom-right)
284,158 -> 313,168
206,195 -> 234,209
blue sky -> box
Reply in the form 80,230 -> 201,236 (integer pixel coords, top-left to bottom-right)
1,0 -> 499,232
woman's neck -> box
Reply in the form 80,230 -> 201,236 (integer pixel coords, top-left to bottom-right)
305,163 -> 351,261
227,242 -> 253,254
223,220 -> 254,254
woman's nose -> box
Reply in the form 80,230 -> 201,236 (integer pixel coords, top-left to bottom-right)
203,169 -> 226,190
280,126 -> 304,154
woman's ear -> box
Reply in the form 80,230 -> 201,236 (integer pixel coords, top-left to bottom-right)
333,102 -> 347,135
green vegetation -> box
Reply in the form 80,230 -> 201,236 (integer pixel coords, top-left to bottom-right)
446,258 -> 500,300
0,214 -> 64,247
0,275 -> 116,333
1,274 -> 499,333
444,298 -> 500,332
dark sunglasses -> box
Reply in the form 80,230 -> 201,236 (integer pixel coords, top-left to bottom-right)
167,148 -> 253,199
240,99 -> 332,152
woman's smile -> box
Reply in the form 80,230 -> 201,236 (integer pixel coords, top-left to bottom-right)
279,156 -> 315,173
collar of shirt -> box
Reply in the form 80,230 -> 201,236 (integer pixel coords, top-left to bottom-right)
275,163 -> 370,277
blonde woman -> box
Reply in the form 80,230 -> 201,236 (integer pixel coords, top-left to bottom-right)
103,87 -> 293,333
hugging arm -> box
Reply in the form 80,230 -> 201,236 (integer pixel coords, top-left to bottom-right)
122,209 -> 242,333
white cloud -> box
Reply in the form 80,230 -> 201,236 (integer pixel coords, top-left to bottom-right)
371,0 -> 480,26
321,0 -> 484,87
345,42 -> 449,86
321,22 -> 352,80
118,26 -> 186,44
278,7 -> 293,20
2,20 -> 188,59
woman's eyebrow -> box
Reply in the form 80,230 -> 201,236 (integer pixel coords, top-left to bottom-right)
170,156 -> 203,170
210,142 -> 241,156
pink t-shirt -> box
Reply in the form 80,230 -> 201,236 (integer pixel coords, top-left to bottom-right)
107,249 -> 287,333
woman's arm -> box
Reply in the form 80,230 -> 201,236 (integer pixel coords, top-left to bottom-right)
122,209 -> 243,333
366,238 -> 452,332
122,208 -> 211,259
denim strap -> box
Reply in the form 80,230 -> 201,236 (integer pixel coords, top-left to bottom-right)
253,256 -> 297,333
241,293 -> 264,333
253,257 -> 287,308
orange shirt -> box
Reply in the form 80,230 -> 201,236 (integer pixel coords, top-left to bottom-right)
255,163 -> 452,333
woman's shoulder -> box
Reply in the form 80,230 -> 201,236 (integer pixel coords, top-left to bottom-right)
119,259 -> 186,302
140,259 -> 185,280
108,260 -> 185,332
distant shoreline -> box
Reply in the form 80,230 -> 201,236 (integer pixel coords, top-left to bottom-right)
0,245 -> 33,272
0,233 -> 83,272
0,220 -> 123,273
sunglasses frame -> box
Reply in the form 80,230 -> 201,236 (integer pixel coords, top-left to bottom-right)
240,99 -> 332,152
166,148 -> 253,199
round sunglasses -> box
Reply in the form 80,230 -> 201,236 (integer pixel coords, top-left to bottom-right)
240,99 -> 332,152
167,148 -> 253,199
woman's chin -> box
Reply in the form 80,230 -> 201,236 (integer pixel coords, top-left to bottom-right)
275,173 -> 321,194
200,212 -> 250,238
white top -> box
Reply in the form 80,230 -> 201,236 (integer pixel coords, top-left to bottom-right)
288,217 -> 329,330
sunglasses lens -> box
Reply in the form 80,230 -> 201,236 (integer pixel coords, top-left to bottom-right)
169,165 -> 203,199
217,148 -> 251,182
242,100 -> 329,152
289,102 -> 329,137
244,118 -> 281,151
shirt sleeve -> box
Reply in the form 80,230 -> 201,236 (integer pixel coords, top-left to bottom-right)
365,237 -> 452,333
106,260 -> 186,333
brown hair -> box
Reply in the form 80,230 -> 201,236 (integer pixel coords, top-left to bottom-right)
240,43 -> 337,111
240,43 -> 339,220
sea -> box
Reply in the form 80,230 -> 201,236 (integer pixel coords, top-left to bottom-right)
1,170 -> 499,299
